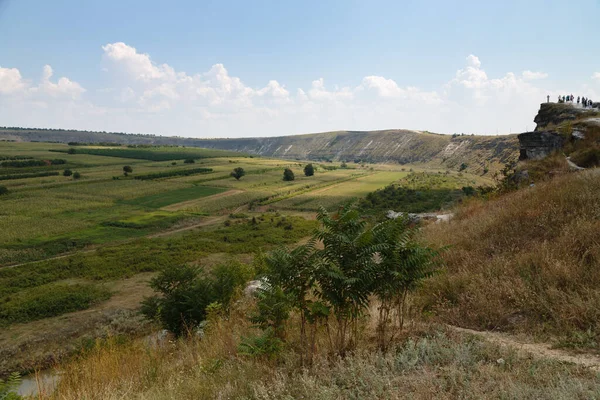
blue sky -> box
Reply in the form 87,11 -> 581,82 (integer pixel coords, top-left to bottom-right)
1,0 -> 600,137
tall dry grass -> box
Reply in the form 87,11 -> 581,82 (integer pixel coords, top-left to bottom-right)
43,320 -> 600,400
420,169 -> 600,346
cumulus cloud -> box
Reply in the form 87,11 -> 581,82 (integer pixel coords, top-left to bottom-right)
2,43 -> 596,137
592,72 -> 600,82
37,65 -> 86,99
0,66 -> 26,94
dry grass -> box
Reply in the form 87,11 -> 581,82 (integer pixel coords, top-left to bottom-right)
420,169 -> 600,347
41,312 -> 600,400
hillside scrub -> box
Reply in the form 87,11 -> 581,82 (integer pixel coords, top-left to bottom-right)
420,169 -> 600,347
41,316 -> 600,399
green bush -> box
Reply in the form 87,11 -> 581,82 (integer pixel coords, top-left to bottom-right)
0,372 -> 22,400
184,158 -> 195,164
0,283 -> 111,325
134,167 -> 212,180
304,163 -> 315,176
283,168 -> 295,181
0,171 -> 60,181
63,169 -> 73,177
0,186 -> 8,196
141,261 -> 253,336
73,171 -> 81,179
230,167 -> 246,180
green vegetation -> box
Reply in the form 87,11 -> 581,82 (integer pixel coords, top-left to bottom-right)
63,169 -> 72,177
184,158 -> 195,164
0,283 -> 110,325
0,214 -> 315,325
303,163 -> 314,176
0,372 -> 21,400
0,171 -> 60,181
230,167 -> 245,180
282,168 -> 295,181
52,147 -> 241,161
73,171 -> 81,179
124,186 -> 226,208
133,167 -> 213,180
142,261 -> 253,336
123,165 -> 133,175
359,184 -> 462,214
1,159 -> 65,168
0,186 -> 8,196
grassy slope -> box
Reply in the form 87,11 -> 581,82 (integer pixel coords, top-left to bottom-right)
43,309 -> 600,400
421,168 -> 600,347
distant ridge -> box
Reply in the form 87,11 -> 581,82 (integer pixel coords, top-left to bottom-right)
0,126 -> 518,174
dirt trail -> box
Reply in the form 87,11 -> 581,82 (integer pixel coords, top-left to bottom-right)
448,325 -> 600,370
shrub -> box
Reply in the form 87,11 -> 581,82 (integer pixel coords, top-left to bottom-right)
0,171 -> 60,181
0,186 -> 8,196
230,167 -> 246,180
141,261 -> 253,336
184,158 -> 195,164
570,146 -> 600,168
283,168 -> 295,181
73,172 -> 81,179
0,283 -> 111,325
63,169 -> 73,177
133,167 -> 212,180
67,148 -> 76,154
304,163 -> 315,176
459,163 -> 468,171
123,165 -> 133,175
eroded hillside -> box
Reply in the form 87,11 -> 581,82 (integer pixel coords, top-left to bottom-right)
0,127 -> 519,173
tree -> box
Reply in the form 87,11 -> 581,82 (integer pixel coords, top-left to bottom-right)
123,165 -> 133,176
371,218 -> 440,350
63,169 -> 72,177
230,167 -> 246,180
340,161 -> 348,169
304,164 -> 315,177
184,158 -> 195,164
0,186 -> 8,196
67,148 -> 76,154
313,204 -> 380,356
459,163 -> 468,171
283,168 -> 295,181
73,172 -> 81,179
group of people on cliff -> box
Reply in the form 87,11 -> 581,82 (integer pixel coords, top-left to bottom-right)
552,94 -> 594,108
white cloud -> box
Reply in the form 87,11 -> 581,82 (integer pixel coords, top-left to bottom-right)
2,43 -> 597,137
102,42 -> 176,81
592,72 -> 600,82
0,66 -> 26,94
37,65 -> 86,99
522,70 -> 548,80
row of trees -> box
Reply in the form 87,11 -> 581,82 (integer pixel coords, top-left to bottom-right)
230,164 -> 315,182
144,203 -> 441,361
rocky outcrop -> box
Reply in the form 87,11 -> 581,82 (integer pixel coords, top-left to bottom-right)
518,131 -> 564,160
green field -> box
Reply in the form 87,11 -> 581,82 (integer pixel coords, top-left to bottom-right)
0,140 -> 492,376
124,185 -> 227,208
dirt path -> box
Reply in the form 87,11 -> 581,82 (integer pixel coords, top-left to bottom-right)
448,325 -> 600,370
